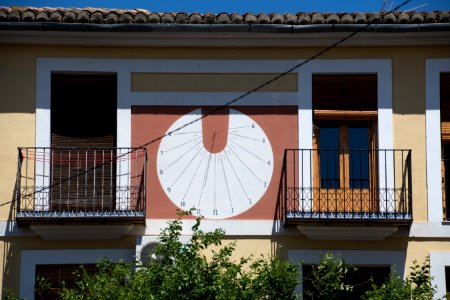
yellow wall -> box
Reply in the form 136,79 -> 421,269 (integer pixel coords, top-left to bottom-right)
1,42 -> 450,300
132,73 -> 298,92
0,236 -> 136,295
1,44 -> 449,221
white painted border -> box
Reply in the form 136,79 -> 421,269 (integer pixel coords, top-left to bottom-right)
430,251 -> 450,300
426,59 -> 450,222
36,58 -> 394,216
20,249 -> 134,300
288,249 -> 406,296
296,59 -> 393,211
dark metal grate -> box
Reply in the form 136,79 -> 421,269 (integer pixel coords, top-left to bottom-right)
15,147 -> 147,221
282,149 -> 412,222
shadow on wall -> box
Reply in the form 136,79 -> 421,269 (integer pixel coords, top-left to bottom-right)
2,181 -> 21,297
269,153 -> 287,259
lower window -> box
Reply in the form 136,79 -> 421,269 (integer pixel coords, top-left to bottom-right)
302,265 -> 390,300
35,264 -> 96,300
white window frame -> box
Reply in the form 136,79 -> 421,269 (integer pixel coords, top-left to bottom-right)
36,58 -> 394,230
426,59 -> 450,223
20,249 -> 134,300
430,251 -> 450,299
288,249 -> 405,297
297,60 -> 394,212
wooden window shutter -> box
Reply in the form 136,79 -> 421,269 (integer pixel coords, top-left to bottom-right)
441,73 -> 450,142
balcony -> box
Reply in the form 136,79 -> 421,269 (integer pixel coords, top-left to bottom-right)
282,149 -> 412,229
15,147 -> 147,226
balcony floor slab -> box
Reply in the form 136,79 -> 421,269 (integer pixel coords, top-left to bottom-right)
297,225 -> 399,240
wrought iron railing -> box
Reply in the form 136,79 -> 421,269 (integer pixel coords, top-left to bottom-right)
282,149 -> 412,223
15,147 -> 147,221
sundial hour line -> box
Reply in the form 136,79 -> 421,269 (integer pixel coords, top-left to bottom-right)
165,136 -> 201,152
228,132 -> 260,141
229,139 -> 266,162
219,153 -> 233,211
228,145 -> 263,183
164,141 -> 202,171
214,155 -> 217,210
228,125 -> 252,130
198,133 -> 216,207
182,151 -> 207,201
172,131 -> 201,135
169,147 -> 204,189
224,149 -> 251,200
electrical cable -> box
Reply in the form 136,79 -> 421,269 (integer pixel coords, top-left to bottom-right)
5,0 -> 412,208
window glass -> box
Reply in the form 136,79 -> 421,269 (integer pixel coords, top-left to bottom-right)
319,127 -> 339,188
349,127 -> 369,189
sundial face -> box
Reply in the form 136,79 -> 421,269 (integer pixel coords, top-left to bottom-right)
156,108 -> 274,219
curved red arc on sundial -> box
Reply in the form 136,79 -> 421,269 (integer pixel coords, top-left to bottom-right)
201,107 -> 229,153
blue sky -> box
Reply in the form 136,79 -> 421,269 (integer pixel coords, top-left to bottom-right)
2,0 -> 450,14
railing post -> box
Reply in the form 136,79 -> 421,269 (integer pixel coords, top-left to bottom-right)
15,148 -> 23,214
407,150 -> 413,217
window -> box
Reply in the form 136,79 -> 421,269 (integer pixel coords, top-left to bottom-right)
302,265 -> 390,300
35,264 -> 96,299
441,73 -> 450,220
446,266 -> 450,299
311,75 -> 378,213
316,122 -> 373,190
50,74 -> 117,211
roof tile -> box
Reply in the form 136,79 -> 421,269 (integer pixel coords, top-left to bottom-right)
90,11 -> 103,23
189,13 -> 202,24
312,13 -> 325,24
397,12 -> 410,23
297,13 -> 311,25
326,13 -> 340,24
411,12 -> 424,23
119,12 -> 133,23
49,10 -> 63,22
383,12 -> 396,23
285,13 -> 297,25
204,12 -> 216,24
439,11 -> 450,22
76,10 -> 89,23
425,12 -> 437,23
62,11 -> 76,23
0,7 -> 449,26
134,12 -> 148,23
257,13 -> 270,24
244,13 -> 257,24
217,12 -> 230,24
230,12 -> 243,24
22,10 -> 35,22
340,13 -> 353,24
269,13 -> 283,24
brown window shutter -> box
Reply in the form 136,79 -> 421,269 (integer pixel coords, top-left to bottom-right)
313,74 -> 377,111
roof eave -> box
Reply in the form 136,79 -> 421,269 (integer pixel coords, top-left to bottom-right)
1,23 -> 449,47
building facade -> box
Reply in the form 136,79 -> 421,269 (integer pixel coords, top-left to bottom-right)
0,7 -> 450,299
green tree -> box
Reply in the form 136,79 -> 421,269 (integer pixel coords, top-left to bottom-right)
302,253 -> 356,300
362,257 -> 438,300
60,210 -> 299,300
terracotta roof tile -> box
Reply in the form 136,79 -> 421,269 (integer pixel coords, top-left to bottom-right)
230,12 -> 242,24
0,6 -> 449,26
189,13 -> 202,24
269,13 -> 283,24
257,13 -> 269,24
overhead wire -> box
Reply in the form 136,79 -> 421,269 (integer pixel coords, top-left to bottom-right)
4,0 -> 412,208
